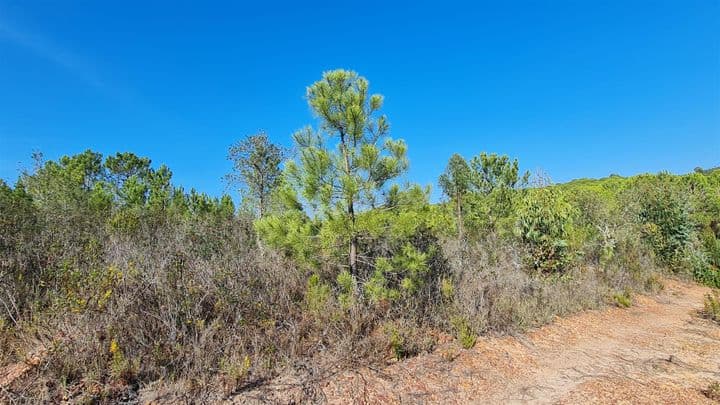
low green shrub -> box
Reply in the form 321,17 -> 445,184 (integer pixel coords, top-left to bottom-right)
305,274 -> 331,315
612,289 -> 633,308
703,290 -> 720,323
451,316 -> 477,349
704,381 -> 720,401
383,321 -> 435,360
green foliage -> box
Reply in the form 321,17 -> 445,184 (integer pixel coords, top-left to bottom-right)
690,249 -> 720,289
383,321 -> 435,360
357,185 -> 452,303
635,175 -> 693,269
439,154 -> 472,202
281,69 -> 408,273
439,152 -> 528,235
305,274 -> 331,315
612,289 -> 633,308
108,339 -> 137,383
451,316 -> 477,349
439,154 -> 472,235
703,290 -> 720,323
515,187 -> 575,272
226,132 -> 285,217
440,277 -> 454,300
0,180 -> 38,260
336,270 -> 356,309
366,244 -> 429,301
255,209 -> 317,266
257,71 -> 450,316
470,152 -> 528,195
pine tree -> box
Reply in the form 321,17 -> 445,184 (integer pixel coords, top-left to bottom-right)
226,132 -> 284,218
439,153 -> 472,237
284,69 -> 408,274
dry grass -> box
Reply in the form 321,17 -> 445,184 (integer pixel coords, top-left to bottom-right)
442,234 -> 662,336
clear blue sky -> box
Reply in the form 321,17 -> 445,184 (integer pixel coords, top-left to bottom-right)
1,1 -> 718,200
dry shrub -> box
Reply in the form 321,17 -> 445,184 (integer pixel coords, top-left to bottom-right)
444,234 -> 663,334
1,216 -> 314,402
382,319 -> 436,360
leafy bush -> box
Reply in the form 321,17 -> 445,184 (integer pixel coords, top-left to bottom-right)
515,187 -> 575,273
635,175 -> 693,269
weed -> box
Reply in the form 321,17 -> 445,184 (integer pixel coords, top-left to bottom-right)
613,289 -> 633,308
451,316 -> 477,349
703,381 -> 720,401
703,290 -> 720,323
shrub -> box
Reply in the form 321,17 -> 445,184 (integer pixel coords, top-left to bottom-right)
383,321 -> 435,360
691,249 -> 720,289
515,187 -> 575,273
704,381 -> 720,401
635,176 -> 693,269
703,290 -> 720,323
336,270 -> 356,309
4,145 -> 719,402
305,274 -> 331,315
451,316 -> 477,349
612,289 -> 633,308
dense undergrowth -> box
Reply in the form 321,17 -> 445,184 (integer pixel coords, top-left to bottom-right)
1,70 -> 719,403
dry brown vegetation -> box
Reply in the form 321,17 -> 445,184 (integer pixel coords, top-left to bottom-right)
1,74 -> 718,402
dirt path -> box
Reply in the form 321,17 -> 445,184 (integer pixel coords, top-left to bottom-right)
8,279 -> 717,403
230,279 -> 720,404
314,279 -> 720,404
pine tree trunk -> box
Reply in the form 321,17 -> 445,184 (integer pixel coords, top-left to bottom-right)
340,131 -> 358,275
456,194 -> 464,240
349,200 -> 357,274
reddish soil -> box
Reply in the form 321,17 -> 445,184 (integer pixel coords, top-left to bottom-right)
4,279 -> 718,404
233,279 -> 720,404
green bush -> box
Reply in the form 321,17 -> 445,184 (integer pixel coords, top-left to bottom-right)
383,321 -> 435,360
305,274 -> 331,315
704,290 -> 720,323
612,289 -> 633,308
635,176 -> 693,269
515,187 -> 575,273
451,316 -> 477,349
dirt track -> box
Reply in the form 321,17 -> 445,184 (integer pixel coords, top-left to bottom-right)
5,279 -> 719,404
313,279 -> 720,404
229,279 -> 720,404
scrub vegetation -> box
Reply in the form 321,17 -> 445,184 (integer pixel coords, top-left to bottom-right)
1,70 -> 718,402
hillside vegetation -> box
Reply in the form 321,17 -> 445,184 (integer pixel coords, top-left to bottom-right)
1,70 -> 719,402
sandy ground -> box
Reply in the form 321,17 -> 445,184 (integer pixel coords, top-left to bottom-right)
234,279 -> 720,404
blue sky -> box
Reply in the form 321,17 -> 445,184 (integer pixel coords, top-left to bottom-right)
1,0 -> 718,201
